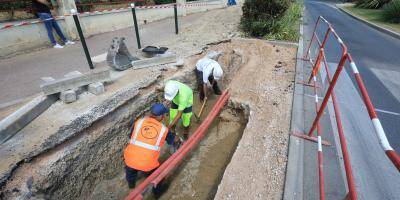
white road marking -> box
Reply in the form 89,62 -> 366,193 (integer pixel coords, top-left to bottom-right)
91,52 -> 107,63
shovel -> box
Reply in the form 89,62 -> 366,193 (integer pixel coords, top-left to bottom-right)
194,97 -> 207,122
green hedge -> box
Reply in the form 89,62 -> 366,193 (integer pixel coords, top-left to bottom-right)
383,0 -> 400,23
240,0 -> 290,37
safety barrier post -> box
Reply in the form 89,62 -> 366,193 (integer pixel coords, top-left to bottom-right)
174,3 -> 179,34
320,51 -> 357,200
71,9 -> 94,69
130,3 -> 141,49
308,48 -> 323,84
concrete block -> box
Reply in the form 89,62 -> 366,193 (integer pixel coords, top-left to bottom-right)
60,90 -> 77,104
0,94 -> 58,144
64,71 -> 84,93
131,54 -> 176,70
88,82 -> 105,95
64,71 -> 83,78
40,69 -> 111,95
40,77 -> 55,83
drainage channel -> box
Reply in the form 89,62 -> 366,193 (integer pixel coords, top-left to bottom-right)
89,93 -> 249,200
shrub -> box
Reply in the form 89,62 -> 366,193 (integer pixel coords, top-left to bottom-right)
355,0 -> 391,9
240,0 -> 290,37
382,0 -> 400,23
265,2 -> 303,41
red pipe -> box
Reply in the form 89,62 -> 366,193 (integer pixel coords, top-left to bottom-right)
151,93 -> 230,185
125,90 -> 229,200
151,91 -> 229,186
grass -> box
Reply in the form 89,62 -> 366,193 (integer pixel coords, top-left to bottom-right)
264,1 -> 303,42
341,4 -> 400,34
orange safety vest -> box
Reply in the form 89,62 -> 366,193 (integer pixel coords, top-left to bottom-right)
124,117 -> 168,172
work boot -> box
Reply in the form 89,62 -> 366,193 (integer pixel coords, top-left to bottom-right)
213,83 -> 222,95
152,182 -> 170,199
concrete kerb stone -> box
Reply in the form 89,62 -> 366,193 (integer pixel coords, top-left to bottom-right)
88,82 -> 105,95
131,54 -> 177,70
0,94 -> 58,144
337,5 -> 400,40
40,69 -> 111,95
283,14 -> 305,200
60,90 -> 77,104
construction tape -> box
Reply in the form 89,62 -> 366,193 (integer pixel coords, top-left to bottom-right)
0,2 -> 215,30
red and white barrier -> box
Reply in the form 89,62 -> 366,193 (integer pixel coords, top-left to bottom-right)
295,16 -> 357,200
296,15 -> 400,200
346,55 -> 400,170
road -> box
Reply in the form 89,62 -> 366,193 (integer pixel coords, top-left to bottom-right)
303,0 -> 400,199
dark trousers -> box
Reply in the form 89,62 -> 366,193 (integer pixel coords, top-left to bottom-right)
195,69 -> 221,101
125,166 -> 166,197
37,12 -> 66,45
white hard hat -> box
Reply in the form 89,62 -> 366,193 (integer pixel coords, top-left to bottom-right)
213,65 -> 223,80
164,81 -> 179,101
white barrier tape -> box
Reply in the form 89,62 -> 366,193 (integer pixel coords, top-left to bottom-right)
1,2 -> 212,30
318,136 -> 322,152
320,16 -> 329,24
315,94 -> 319,103
350,61 -> 359,74
337,37 -> 344,44
372,118 -> 393,151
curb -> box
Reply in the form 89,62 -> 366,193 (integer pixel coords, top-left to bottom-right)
337,5 -> 400,40
0,94 -> 58,144
283,12 -> 306,200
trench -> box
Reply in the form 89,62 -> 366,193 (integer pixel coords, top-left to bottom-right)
89,93 -> 249,200
1,46 -> 247,200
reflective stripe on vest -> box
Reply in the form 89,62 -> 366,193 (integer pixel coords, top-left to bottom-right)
130,118 -> 167,151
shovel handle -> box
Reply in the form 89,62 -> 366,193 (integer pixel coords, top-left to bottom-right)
197,98 -> 207,118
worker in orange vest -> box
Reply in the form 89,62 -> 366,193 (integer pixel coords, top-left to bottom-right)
124,103 -> 177,194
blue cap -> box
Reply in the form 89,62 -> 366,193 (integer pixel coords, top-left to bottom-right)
151,103 -> 169,116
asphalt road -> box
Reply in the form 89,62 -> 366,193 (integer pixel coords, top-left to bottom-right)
303,0 -> 400,199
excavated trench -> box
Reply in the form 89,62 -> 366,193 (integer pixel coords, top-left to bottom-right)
89,95 -> 249,200
0,48 -> 248,200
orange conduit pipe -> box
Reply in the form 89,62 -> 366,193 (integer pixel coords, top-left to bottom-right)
125,90 -> 230,200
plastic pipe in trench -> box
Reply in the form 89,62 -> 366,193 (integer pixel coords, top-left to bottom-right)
125,90 -> 230,200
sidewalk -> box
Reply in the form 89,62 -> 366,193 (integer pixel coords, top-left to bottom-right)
0,5 -> 238,115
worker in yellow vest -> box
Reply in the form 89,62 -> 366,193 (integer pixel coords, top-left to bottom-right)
123,103 -> 176,195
